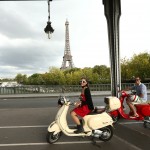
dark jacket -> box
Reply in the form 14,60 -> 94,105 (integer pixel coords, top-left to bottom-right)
81,87 -> 94,110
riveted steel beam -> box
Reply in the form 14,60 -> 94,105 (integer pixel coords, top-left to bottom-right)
103,0 -> 121,97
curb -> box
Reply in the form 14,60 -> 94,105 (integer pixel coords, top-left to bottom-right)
0,92 -> 111,99
0,91 -> 149,99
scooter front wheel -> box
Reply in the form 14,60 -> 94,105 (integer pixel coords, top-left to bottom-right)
46,131 -> 62,144
99,125 -> 113,142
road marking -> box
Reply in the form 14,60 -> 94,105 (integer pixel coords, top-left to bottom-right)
0,122 -> 143,129
0,143 -> 48,147
119,121 -> 150,138
0,141 -> 102,147
55,141 -> 101,144
119,121 -> 143,125
114,135 -> 142,150
3,99 -> 7,101
0,124 -> 146,149
0,135 -> 143,149
0,125 -> 47,129
0,124 -> 76,129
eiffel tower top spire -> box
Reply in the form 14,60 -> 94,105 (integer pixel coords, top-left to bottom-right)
60,19 -> 74,70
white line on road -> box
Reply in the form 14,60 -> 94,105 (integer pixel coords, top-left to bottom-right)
0,141 -> 102,147
2,99 -> 7,101
0,125 -> 47,129
0,123 -> 145,149
119,121 -> 143,125
0,122 -> 143,129
114,135 -> 142,150
0,124 -> 76,129
0,143 -> 48,147
0,135 -> 142,149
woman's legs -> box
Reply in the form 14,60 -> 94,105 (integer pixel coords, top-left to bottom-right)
70,111 -> 84,133
70,111 -> 80,125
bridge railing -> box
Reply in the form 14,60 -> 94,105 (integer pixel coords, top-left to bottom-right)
0,83 -> 150,95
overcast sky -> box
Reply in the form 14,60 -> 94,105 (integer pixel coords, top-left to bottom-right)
0,0 -> 150,78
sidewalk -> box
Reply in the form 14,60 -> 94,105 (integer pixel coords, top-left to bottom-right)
0,91 -> 111,99
0,90 -> 149,99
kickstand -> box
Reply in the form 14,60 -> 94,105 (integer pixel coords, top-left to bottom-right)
77,136 -> 84,141
91,137 -> 96,145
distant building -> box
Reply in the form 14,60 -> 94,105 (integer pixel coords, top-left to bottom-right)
0,81 -> 19,87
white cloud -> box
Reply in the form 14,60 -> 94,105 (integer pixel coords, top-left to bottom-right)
0,0 -> 150,78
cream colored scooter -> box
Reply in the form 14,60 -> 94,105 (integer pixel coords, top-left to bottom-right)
46,96 -> 121,144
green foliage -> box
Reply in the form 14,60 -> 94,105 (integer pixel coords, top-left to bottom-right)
12,52 -> 150,85
93,65 -> 110,83
121,52 -> 150,81
63,67 -> 81,75
15,73 -> 28,84
28,73 -> 43,85
47,67 -> 66,85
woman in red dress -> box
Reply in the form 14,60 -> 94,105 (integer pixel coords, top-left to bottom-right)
70,78 -> 94,133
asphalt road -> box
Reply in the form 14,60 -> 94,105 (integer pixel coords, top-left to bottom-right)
0,96 -> 150,150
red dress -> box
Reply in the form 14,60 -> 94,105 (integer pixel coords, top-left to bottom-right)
73,94 -> 91,117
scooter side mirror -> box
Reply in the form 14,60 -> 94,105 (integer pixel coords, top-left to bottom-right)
131,90 -> 136,95
57,96 -> 65,106
104,97 -> 109,104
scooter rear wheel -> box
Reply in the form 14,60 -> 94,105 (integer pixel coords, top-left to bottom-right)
46,131 -> 61,144
143,121 -> 148,128
99,125 -> 113,141
143,117 -> 150,128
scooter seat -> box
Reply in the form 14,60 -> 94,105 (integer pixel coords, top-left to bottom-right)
93,106 -> 105,113
87,108 -> 105,115
87,112 -> 97,115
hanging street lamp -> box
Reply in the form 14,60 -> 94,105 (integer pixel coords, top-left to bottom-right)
44,0 -> 54,39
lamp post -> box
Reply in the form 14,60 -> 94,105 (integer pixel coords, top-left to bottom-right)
44,0 -> 54,39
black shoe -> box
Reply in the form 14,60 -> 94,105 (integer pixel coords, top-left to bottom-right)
74,125 -> 84,134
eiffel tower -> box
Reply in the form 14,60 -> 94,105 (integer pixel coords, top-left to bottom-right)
60,20 -> 74,70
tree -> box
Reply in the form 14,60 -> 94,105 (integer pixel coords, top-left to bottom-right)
28,73 -> 45,85
120,52 -> 150,82
121,57 -> 131,82
123,52 -> 150,80
15,74 -> 28,84
93,65 -> 110,83
48,67 -> 66,85
12,52 -> 150,85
